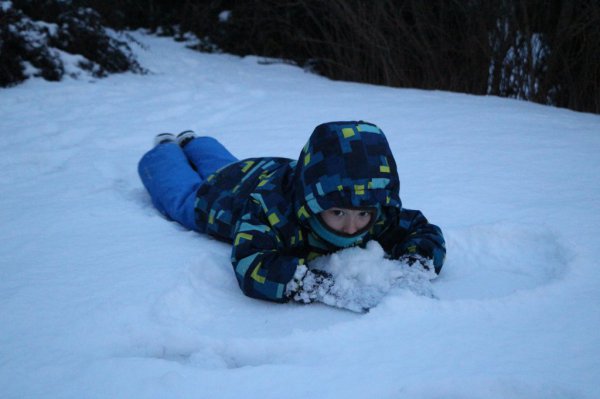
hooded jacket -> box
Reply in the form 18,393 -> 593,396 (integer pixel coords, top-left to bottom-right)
194,121 -> 445,302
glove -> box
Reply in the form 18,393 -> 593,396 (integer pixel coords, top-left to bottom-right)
392,238 -> 445,275
398,254 -> 433,271
286,265 -> 372,313
286,265 -> 335,304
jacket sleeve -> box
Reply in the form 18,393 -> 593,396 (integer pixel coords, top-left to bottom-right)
230,201 -> 304,303
376,208 -> 446,274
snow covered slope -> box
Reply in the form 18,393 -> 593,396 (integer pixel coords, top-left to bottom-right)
1,31 -> 599,399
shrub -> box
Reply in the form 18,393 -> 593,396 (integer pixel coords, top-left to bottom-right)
0,0 -> 144,87
181,0 -> 599,114
3,0 -> 598,113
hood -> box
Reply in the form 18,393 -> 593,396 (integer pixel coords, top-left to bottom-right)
293,121 -> 402,231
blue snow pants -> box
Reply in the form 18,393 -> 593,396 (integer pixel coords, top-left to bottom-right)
138,137 -> 238,231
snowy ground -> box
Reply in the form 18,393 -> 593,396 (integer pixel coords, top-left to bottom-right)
1,31 -> 599,398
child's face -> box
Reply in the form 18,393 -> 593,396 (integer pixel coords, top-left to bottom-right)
320,207 -> 374,235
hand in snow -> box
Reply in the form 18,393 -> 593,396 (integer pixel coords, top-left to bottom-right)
393,254 -> 438,298
286,266 -> 370,313
398,254 -> 433,271
286,265 -> 335,304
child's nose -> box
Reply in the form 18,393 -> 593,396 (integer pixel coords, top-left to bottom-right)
343,220 -> 359,234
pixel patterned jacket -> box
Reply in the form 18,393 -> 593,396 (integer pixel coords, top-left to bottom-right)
194,121 -> 446,302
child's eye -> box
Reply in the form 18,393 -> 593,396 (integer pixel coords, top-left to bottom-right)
333,209 -> 345,217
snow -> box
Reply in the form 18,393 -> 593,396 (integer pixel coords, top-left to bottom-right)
1,31 -> 600,398
310,242 -> 438,312
219,10 -> 232,23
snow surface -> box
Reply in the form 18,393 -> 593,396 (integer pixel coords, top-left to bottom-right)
1,31 -> 599,399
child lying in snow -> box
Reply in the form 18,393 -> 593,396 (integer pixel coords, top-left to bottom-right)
138,121 -> 445,311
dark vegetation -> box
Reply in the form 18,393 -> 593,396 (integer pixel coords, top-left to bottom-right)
1,0 -> 598,113
0,0 -> 144,86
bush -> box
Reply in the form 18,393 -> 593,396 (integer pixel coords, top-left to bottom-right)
181,0 -> 599,114
0,4 -> 63,86
486,0 -> 600,112
3,0 -> 598,113
74,0 -> 188,31
0,0 -> 144,87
